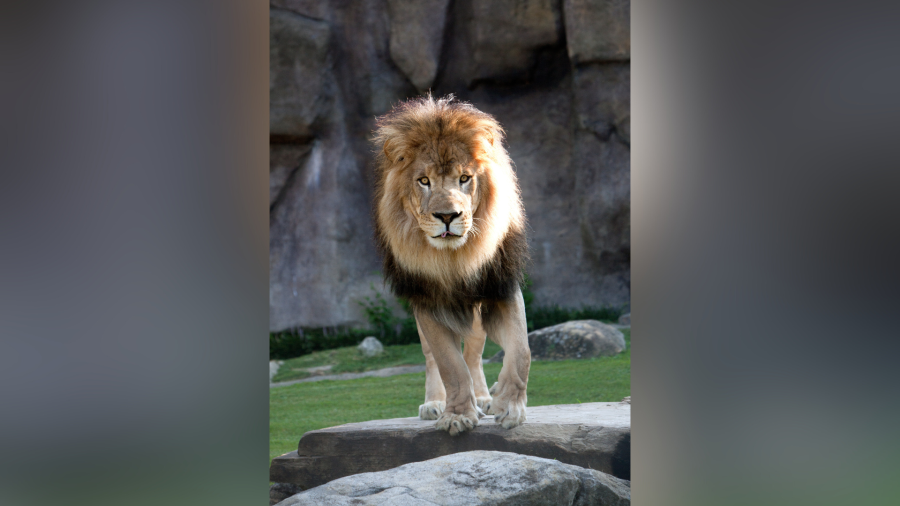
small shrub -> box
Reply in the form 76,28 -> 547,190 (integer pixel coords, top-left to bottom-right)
269,327 -> 368,360
521,273 -> 535,313
357,284 -> 395,339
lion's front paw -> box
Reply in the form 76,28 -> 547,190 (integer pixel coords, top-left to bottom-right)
419,400 -> 445,420
485,381 -> 526,429
435,410 -> 478,436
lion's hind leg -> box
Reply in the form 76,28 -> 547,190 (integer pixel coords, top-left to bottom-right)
463,307 -> 491,415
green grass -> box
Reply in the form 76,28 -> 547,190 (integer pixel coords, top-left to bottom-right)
272,343 -> 425,382
270,330 -> 630,463
272,337 -> 506,383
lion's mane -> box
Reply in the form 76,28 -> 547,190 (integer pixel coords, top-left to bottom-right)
372,95 -> 528,330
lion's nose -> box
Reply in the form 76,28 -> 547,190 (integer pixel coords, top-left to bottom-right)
433,212 -> 461,225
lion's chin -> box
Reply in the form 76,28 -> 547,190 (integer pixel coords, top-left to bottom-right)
426,233 -> 468,250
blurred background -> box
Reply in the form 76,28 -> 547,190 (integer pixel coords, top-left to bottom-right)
269,0 -> 630,333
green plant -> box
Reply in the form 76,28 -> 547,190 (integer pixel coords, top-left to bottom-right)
520,273 -> 535,313
357,284 -> 396,339
270,327 -> 369,360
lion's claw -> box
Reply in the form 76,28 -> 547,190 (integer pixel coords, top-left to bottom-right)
435,411 -> 478,436
485,380 -> 526,429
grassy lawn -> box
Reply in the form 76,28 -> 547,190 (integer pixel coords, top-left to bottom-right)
270,330 -> 629,463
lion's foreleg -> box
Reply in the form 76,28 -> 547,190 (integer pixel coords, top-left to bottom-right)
415,309 -> 479,436
482,288 -> 530,429
417,323 -> 446,420
463,308 -> 491,414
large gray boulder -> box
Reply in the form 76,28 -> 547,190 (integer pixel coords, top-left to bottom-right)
357,336 -> 384,357
275,451 -> 630,506
491,320 -> 626,362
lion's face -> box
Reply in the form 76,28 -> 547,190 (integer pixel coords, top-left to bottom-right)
405,148 -> 480,250
373,95 -> 525,285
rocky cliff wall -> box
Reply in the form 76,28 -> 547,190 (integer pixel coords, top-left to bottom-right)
270,0 -> 630,331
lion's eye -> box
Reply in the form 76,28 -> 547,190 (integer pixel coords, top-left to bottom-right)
460,175 -> 470,183
418,177 -> 430,186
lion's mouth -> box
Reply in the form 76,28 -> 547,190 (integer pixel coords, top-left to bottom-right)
433,231 -> 460,239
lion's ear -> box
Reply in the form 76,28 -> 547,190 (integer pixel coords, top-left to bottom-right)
383,138 -> 394,161
382,138 -> 408,165
479,123 -> 503,147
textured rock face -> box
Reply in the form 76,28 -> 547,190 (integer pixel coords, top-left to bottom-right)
269,1 -> 631,331
490,320 -> 626,362
387,0 -> 451,90
468,0 -> 563,84
275,451 -> 630,506
564,0 -> 630,64
269,10 -> 334,138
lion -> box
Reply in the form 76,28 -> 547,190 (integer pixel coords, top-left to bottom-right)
372,94 -> 530,436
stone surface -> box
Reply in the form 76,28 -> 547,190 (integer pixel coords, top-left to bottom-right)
269,9 -> 334,138
468,0 -> 562,84
275,451 -> 630,506
270,0 -> 329,21
618,313 -> 630,325
270,402 -> 631,490
490,320 -> 626,362
270,143 -> 313,207
573,63 -> 630,144
387,0 -> 451,90
270,482 -> 304,506
357,336 -> 384,357
574,131 -> 630,275
269,1 -> 631,330
564,0 -> 630,64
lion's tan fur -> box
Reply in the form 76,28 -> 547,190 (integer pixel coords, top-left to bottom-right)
372,95 -> 531,434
